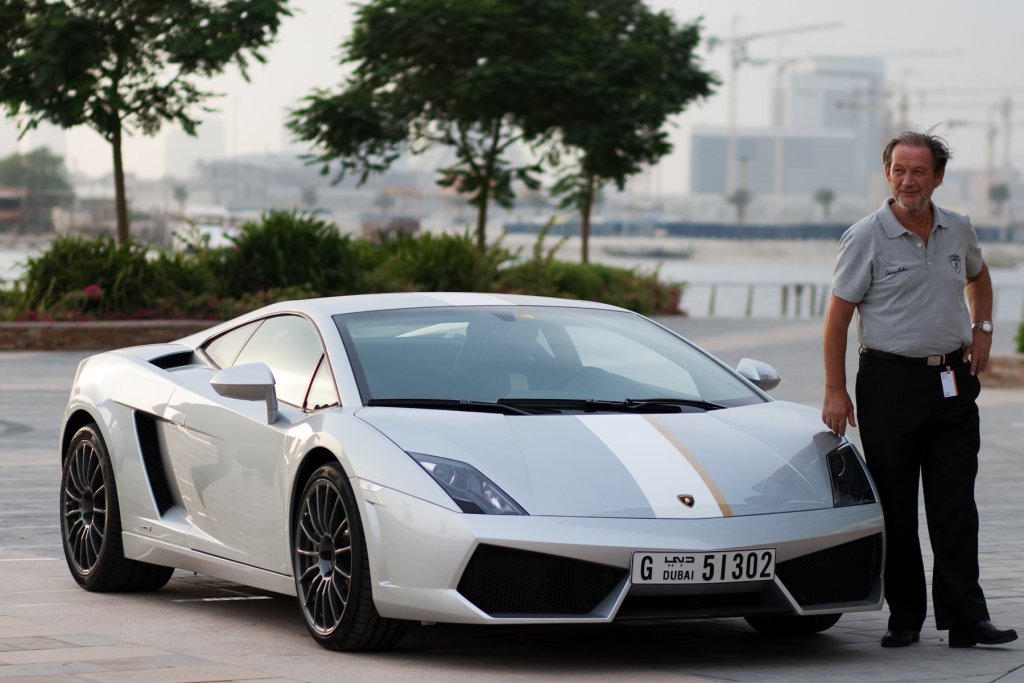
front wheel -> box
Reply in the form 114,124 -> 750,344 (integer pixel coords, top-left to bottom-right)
293,462 -> 407,651
744,613 -> 842,636
60,424 -> 174,592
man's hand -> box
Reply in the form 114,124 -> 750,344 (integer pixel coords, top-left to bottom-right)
966,327 -> 993,375
822,387 -> 857,436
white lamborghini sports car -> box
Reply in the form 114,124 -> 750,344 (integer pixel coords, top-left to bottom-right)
59,293 -> 883,651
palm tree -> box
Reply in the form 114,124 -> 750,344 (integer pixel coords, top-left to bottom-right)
989,182 -> 1010,217
814,187 -> 835,221
726,188 -> 752,224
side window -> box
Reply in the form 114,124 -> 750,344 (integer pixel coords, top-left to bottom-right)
203,320 -> 262,368
234,315 -> 324,407
305,356 -> 340,411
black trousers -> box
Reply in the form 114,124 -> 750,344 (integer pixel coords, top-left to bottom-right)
856,354 -> 989,631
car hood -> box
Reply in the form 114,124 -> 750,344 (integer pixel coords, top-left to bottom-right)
355,401 -> 845,519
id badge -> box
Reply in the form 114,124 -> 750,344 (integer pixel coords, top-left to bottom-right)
940,367 -> 958,398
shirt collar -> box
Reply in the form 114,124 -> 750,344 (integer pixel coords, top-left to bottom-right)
879,197 -> 946,239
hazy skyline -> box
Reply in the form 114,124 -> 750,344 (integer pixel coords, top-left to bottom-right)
40,0 -> 1024,194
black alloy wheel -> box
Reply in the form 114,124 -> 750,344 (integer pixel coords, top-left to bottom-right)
293,462 -> 407,650
60,424 -> 173,591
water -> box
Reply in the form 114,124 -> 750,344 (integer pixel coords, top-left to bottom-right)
0,247 -> 37,285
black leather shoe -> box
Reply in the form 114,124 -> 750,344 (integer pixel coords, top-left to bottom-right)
949,620 -> 1018,648
881,629 -> 920,647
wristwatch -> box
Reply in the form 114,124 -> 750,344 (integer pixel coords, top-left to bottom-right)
972,320 -> 994,333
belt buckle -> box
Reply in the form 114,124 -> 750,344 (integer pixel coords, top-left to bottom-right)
926,354 -> 943,366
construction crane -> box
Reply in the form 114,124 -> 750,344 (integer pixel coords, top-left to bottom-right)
706,17 -> 843,194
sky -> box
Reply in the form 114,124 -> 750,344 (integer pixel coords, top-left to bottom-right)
33,0 -> 1024,192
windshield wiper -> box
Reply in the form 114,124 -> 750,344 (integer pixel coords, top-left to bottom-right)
624,397 -> 727,411
497,397 -> 725,414
365,398 -> 533,416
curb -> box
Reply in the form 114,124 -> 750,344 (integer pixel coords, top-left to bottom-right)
0,320 -> 217,351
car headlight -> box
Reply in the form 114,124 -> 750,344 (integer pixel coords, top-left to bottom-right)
410,453 -> 527,515
826,443 -> 876,507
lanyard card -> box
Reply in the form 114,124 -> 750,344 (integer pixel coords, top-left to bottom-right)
940,367 -> 958,398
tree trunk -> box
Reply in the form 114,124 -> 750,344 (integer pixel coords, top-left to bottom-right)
580,173 -> 595,264
111,120 -> 129,244
475,189 -> 489,249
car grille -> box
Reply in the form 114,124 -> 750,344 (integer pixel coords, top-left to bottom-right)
457,544 -> 626,616
776,533 -> 882,606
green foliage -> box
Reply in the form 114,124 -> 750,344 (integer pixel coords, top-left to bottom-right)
0,0 -> 290,242
1016,320 -> 1024,354
546,1 -> 715,261
19,235 -> 185,317
218,210 -> 362,297
369,232 -> 512,292
289,0 -> 584,247
2,214 -> 682,321
496,226 -> 681,316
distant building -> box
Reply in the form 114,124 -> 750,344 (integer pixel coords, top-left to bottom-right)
691,56 -> 887,201
165,119 -> 227,179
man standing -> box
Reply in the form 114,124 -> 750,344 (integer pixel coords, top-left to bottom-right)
822,131 -> 1016,649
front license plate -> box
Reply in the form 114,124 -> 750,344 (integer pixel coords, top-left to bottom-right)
631,549 -> 776,585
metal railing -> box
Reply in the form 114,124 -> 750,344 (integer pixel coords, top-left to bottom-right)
682,282 -> 1024,321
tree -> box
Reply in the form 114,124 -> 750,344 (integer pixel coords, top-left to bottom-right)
989,182 -> 1010,218
301,187 -> 318,211
0,146 -> 73,232
727,188 -> 752,224
289,0 -> 587,248
172,184 -> 188,216
547,1 -> 715,263
0,0 -> 291,244
814,187 -> 835,221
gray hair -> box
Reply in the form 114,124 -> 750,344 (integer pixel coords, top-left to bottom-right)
882,130 -> 952,174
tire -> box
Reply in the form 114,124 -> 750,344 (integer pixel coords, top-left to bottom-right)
745,613 -> 842,636
60,424 -> 174,592
293,462 -> 408,651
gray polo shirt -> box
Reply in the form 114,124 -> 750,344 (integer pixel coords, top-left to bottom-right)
832,198 -> 982,356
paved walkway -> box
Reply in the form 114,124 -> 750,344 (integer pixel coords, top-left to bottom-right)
1,318 -> 1022,682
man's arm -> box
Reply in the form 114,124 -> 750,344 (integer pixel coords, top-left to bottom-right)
822,294 -> 858,436
965,261 -> 994,375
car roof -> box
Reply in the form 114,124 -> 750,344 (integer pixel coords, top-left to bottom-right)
176,292 -> 626,347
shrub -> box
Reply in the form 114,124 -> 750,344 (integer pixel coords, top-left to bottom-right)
369,231 -> 512,292
218,210 -> 361,296
494,227 -> 682,315
19,235 -> 189,317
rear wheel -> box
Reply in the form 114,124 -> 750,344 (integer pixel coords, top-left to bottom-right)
745,613 -> 842,636
293,462 -> 407,651
60,424 -> 174,592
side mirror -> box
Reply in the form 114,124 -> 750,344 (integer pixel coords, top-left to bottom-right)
736,357 -> 781,391
211,362 -> 279,423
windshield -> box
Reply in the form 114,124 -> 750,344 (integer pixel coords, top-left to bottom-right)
334,306 -> 766,409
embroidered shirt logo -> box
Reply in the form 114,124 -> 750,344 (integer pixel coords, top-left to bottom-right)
949,254 -> 962,274
885,266 -> 909,277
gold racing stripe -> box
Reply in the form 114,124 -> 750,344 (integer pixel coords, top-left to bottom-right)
643,414 -> 733,517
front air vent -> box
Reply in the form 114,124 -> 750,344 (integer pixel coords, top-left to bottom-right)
457,544 -> 625,616
149,351 -> 196,370
776,534 -> 882,606
134,412 -> 174,515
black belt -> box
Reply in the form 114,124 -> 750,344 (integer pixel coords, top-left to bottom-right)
859,346 -> 964,367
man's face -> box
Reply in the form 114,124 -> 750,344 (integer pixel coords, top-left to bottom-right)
885,143 -> 944,213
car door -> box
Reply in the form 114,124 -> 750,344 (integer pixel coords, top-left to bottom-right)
163,314 -> 331,574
